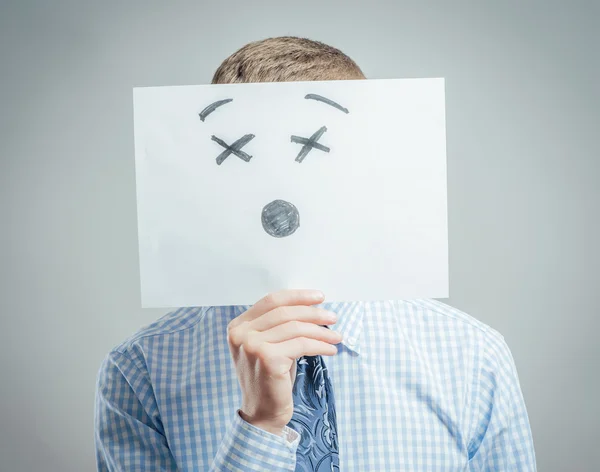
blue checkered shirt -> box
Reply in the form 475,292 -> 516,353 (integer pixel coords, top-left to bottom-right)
95,299 -> 536,471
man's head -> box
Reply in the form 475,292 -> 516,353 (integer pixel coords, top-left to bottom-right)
208,37 -> 365,238
212,36 -> 365,84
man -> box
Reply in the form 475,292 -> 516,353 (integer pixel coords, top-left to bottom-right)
95,37 -> 537,471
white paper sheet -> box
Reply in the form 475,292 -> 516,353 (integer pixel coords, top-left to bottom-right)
133,78 -> 448,307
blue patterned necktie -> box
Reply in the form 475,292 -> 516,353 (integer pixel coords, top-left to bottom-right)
288,351 -> 340,472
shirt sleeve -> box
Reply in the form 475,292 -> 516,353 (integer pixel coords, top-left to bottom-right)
210,410 -> 300,471
467,332 -> 537,471
95,350 -> 179,471
95,350 -> 300,472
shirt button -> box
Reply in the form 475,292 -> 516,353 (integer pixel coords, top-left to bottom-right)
347,336 -> 356,346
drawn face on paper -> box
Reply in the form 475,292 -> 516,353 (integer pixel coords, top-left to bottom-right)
198,94 -> 350,238
134,78 -> 449,307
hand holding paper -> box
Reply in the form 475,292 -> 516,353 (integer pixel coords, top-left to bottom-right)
228,289 -> 340,435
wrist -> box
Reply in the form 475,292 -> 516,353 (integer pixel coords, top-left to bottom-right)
238,410 -> 287,436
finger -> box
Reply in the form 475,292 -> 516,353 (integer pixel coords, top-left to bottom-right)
270,337 -> 338,359
228,308 -> 337,351
257,321 -> 342,345
230,289 -> 325,328
250,305 -> 336,332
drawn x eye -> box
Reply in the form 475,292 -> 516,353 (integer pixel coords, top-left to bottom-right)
211,134 -> 255,165
290,126 -> 330,163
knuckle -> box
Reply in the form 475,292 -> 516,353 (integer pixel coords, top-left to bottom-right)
288,319 -> 302,333
227,327 -> 242,347
276,306 -> 291,321
227,321 -> 249,347
255,345 -> 272,362
298,337 -> 310,352
243,336 -> 262,356
262,292 -> 276,307
226,319 -> 236,333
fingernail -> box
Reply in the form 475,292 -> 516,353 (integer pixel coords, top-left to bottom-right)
312,290 -> 325,300
327,312 -> 338,322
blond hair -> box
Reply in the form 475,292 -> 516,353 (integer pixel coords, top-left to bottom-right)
211,36 -> 365,84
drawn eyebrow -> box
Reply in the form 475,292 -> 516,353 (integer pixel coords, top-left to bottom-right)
305,94 -> 349,114
199,98 -> 233,121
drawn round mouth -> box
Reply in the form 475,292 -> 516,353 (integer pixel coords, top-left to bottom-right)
261,200 -> 300,238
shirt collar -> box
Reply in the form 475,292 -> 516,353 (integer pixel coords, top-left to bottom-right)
319,300 -> 365,355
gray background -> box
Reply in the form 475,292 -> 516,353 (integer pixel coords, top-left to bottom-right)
1,1 -> 598,470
